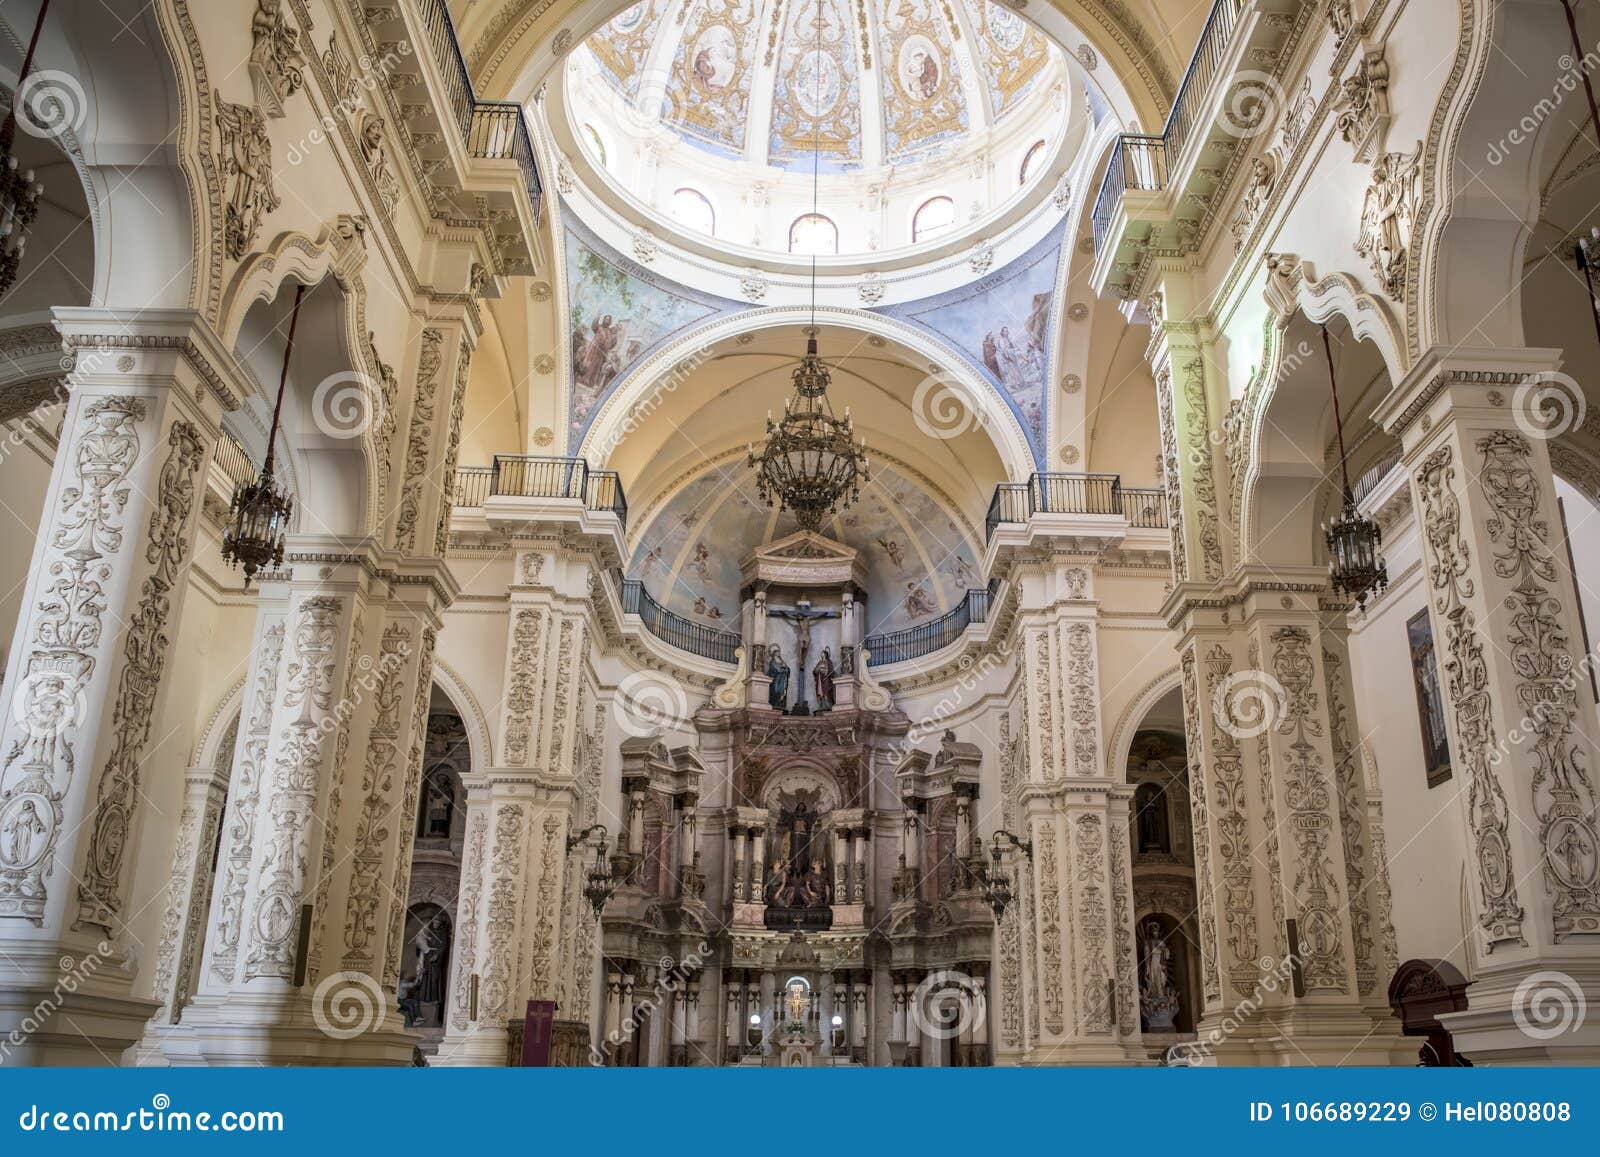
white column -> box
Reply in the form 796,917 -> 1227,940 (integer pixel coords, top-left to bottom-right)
750,826 -> 767,903
0,316 -> 226,1063
729,825 -> 745,902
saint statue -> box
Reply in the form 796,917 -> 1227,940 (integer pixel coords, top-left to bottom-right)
812,647 -> 836,712
1140,919 -> 1180,1030
766,649 -> 791,711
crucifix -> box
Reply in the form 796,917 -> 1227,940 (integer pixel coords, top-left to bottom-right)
767,598 -> 840,715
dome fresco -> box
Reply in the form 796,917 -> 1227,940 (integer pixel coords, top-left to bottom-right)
628,457 -> 984,635
573,0 -> 1061,170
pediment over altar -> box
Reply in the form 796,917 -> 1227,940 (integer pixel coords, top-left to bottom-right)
741,530 -> 867,590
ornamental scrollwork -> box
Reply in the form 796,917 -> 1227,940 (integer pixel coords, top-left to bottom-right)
1413,442 -> 1523,947
1478,431 -> 1600,934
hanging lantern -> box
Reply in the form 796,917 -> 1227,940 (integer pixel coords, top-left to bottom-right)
1325,497 -> 1388,609
1318,324 -> 1388,609
220,285 -> 303,587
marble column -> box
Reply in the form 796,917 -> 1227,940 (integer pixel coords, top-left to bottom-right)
0,313 -> 228,1063
1378,357 -> 1600,1062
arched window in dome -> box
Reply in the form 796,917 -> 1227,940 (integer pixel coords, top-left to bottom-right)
1019,140 -> 1047,185
581,123 -> 607,168
671,187 -> 716,236
789,213 -> 838,255
912,196 -> 957,243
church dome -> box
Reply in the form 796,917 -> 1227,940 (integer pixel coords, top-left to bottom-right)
562,0 -> 1070,259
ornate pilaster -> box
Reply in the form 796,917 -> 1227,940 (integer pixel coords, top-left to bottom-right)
0,310 -> 230,1063
1165,571 -> 1408,1063
1145,288 -> 1227,585
433,546 -> 594,1066
1377,352 -> 1600,1062
392,326 -> 474,559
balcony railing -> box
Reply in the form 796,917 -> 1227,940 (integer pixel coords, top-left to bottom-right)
212,430 -> 256,490
1091,0 -> 1245,250
453,464 -> 494,508
984,472 -> 1170,541
985,472 -> 1121,539
616,570 -> 741,664
413,0 -> 543,222
468,101 -> 544,224
1120,487 -> 1171,529
864,580 -> 998,666
455,455 -> 628,529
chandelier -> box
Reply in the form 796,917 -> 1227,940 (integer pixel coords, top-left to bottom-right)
1318,325 -> 1387,608
748,334 -> 870,530
0,0 -> 51,299
221,284 -> 303,587
747,1 -> 868,533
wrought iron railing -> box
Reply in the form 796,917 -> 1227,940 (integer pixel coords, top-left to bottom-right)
1091,0 -> 1246,250
452,465 -> 494,507
411,0 -> 543,222
212,430 -> 256,490
1091,134 -> 1166,249
1120,487 -> 1171,529
864,580 -> 998,666
985,472 -> 1118,539
413,0 -> 473,136
493,453 -> 586,499
452,456 -> 628,529
616,570 -> 741,664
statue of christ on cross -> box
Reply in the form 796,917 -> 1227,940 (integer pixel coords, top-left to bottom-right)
767,598 -> 840,715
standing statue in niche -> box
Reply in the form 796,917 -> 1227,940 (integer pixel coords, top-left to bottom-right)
812,647 -> 837,712
1140,919 -> 1180,1031
766,649 -> 791,711
419,766 -> 454,838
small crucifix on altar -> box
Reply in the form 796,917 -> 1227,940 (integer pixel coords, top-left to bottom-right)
767,598 -> 840,715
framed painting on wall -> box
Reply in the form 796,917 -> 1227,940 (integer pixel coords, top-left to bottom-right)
1406,608 -> 1452,787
